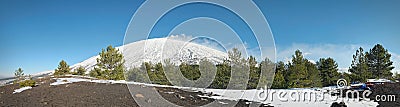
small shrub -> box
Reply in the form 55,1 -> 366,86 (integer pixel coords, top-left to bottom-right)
74,66 -> 86,75
19,80 -> 36,87
14,68 -> 25,83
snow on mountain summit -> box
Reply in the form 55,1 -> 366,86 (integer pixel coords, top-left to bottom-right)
70,38 -> 228,72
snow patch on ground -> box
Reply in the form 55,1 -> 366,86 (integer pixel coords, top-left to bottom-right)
13,86 -> 32,94
196,88 -> 379,107
49,78 -> 379,107
50,78 -> 126,86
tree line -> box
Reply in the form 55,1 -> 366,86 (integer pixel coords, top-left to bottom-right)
15,43 -> 398,89
272,44 -> 397,89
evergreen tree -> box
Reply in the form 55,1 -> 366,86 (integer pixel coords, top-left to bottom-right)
287,50 -> 321,88
155,62 -> 169,85
126,65 -> 148,83
317,58 -> 340,86
89,67 -> 102,78
74,66 -> 86,75
272,61 -> 286,89
366,44 -> 394,79
179,62 -> 200,80
54,60 -> 70,76
228,48 -> 249,89
348,47 -> 371,82
306,61 -> 322,87
93,45 -> 125,80
247,56 -> 260,89
197,58 -> 217,88
228,48 -> 244,63
341,72 -> 352,84
258,58 -> 275,89
163,59 -> 181,86
211,60 -> 231,89
287,50 -> 309,88
14,68 -> 25,83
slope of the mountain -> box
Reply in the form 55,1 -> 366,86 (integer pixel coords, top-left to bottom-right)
70,38 -> 228,72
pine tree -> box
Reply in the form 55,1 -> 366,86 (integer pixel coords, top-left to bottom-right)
92,45 -> 125,80
306,61 -> 322,87
179,62 -> 200,80
54,60 -> 70,76
126,65 -> 148,83
288,50 -> 309,88
197,58 -> 217,88
74,66 -> 86,75
163,59 -> 180,86
89,67 -> 102,78
247,56 -> 260,89
14,68 -> 25,83
228,48 -> 249,89
258,58 -> 275,89
228,48 -> 243,64
317,58 -> 340,86
348,47 -> 371,82
211,60 -> 231,89
366,44 -> 394,79
272,61 -> 286,89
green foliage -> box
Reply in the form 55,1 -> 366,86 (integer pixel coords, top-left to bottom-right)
258,58 -> 276,89
317,58 -> 340,86
73,66 -> 86,75
14,68 -> 25,83
228,48 -> 244,63
54,60 -> 70,76
272,61 -> 286,89
287,50 -> 322,88
19,79 -> 35,87
179,63 -> 200,80
341,72 -> 352,84
287,50 -> 309,88
348,47 -> 371,82
306,61 -> 322,87
123,46 -> 397,89
163,59 -> 180,86
210,60 -> 231,89
89,67 -> 102,78
228,48 -> 249,89
366,44 -> 394,79
90,45 -> 125,80
142,62 -> 170,85
247,56 -> 260,89
349,44 -> 395,82
197,58 -> 217,88
126,67 -> 148,83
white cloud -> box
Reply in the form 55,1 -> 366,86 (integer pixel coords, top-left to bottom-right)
168,34 -> 194,41
276,43 -> 400,74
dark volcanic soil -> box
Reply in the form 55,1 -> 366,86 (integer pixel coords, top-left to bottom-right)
370,82 -> 400,107
0,77 -> 138,107
0,77 -> 271,107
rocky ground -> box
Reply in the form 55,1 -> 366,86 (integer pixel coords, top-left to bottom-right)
1,76 -> 398,107
0,77 -> 271,107
370,82 -> 400,107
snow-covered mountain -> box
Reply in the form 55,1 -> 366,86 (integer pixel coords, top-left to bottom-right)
70,38 -> 228,72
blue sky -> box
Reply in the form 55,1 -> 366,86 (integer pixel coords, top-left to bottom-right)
1,0 -> 399,78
